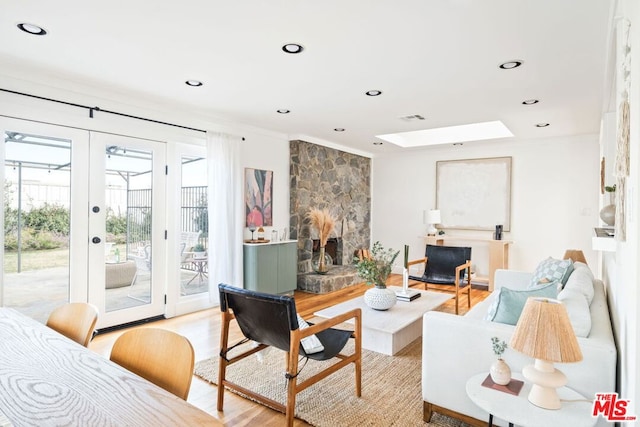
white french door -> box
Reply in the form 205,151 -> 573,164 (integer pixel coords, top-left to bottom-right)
88,133 -> 166,328
1,117 -> 167,328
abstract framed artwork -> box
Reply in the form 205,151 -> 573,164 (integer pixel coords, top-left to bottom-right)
245,168 -> 273,226
436,157 -> 512,231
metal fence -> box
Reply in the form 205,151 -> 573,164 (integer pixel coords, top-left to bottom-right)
127,186 -> 207,270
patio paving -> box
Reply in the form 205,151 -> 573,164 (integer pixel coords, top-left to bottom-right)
4,266 -> 208,324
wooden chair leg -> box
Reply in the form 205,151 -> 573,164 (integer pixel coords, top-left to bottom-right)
217,311 -> 232,411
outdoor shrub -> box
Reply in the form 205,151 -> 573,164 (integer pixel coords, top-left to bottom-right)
106,211 -> 127,235
24,203 -> 70,235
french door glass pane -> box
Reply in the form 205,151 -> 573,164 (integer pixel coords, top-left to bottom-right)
180,155 -> 208,296
104,145 -> 153,312
3,131 -> 71,322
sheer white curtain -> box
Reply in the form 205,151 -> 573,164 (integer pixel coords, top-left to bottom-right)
207,131 -> 243,303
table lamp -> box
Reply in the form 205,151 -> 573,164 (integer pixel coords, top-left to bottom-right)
424,209 -> 441,236
510,297 -> 583,410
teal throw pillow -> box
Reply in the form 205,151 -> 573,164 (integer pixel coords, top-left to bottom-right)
529,257 -> 574,288
487,282 -> 558,325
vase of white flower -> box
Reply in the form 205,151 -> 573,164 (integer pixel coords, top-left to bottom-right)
489,337 -> 511,385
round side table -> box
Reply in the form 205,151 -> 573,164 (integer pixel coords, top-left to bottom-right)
466,372 -> 596,427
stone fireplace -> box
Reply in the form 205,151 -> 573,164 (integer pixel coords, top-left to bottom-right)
290,140 -> 371,291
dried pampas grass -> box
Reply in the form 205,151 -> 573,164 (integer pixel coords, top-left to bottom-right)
307,208 -> 336,247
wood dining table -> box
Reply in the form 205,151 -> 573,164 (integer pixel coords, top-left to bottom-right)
0,307 -> 220,426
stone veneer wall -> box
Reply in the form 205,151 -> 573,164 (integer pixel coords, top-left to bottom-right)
290,140 -> 371,273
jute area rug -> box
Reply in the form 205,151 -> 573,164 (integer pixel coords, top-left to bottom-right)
194,337 -> 470,427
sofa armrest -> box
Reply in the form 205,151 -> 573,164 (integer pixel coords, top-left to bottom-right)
494,269 -> 532,290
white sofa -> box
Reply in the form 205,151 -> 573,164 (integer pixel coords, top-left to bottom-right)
422,266 -> 617,427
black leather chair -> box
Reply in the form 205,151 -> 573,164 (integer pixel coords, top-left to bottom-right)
408,245 -> 472,315
217,284 -> 362,427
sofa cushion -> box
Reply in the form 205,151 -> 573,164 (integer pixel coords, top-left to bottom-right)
557,288 -> 592,337
563,261 -> 595,304
529,257 -> 574,288
485,281 -> 558,325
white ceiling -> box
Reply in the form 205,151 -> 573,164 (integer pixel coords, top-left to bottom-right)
0,1 -> 614,154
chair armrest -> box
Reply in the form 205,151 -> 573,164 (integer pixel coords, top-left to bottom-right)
407,257 -> 427,267
299,308 -> 361,338
454,261 -> 472,286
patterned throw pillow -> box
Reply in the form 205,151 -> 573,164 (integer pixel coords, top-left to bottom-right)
529,257 -> 574,288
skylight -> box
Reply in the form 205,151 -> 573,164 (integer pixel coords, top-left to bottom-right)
376,120 -> 514,148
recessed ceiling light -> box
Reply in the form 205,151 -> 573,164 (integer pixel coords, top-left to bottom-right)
17,23 -> 47,36
522,99 -> 539,105
377,120 -> 513,148
499,60 -> 523,70
334,128 -> 345,132
185,80 -> 203,87
277,109 -> 290,114
366,90 -> 382,96
453,143 -> 464,146
373,141 -> 383,146
535,123 -> 550,127
282,43 -> 304,54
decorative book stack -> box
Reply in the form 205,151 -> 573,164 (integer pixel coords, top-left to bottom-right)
395,289 -> 421,302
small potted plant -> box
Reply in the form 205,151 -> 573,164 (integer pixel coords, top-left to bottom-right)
490,337 -> 511,385
354,241 -> 400,310
192,243 -> 206,259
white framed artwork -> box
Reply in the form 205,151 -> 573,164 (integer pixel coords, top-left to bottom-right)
436,157 -> 512,231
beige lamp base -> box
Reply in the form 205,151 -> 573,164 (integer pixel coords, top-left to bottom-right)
522,359 -> 568,410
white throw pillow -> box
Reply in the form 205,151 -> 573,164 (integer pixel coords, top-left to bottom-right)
563,262 -> 595,304
558,288 -> 592,337
296,314 -> 325,354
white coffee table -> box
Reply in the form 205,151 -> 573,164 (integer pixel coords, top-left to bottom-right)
314,286 -> 452,355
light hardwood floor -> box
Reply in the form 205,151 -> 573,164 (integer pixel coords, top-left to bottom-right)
90,275 -> 490,426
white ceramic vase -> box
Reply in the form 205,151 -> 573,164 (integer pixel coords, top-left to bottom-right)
364,286 -> 397,311
490,358 -> 511,385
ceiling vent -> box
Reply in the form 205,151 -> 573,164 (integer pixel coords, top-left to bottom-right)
400,114 -> 425,122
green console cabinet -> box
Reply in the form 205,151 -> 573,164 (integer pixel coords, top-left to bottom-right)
243,240 -> 297,294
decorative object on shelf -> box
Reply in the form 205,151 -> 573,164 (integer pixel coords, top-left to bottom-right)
424,209 -> 441,236
248,222 -> 257,241
494,225 -> 503,240
307,208 -> 336,274
510,297 -> 583,410
599,184 -> 616,226
192,243 -> 206,258
355,241 -> 400,310
257,226 -> 265,240
489,337 -> 511,385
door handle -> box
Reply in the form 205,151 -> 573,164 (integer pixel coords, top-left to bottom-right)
92,236 -> 101,244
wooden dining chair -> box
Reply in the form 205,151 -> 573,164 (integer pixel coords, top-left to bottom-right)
110,328 -> 195,400
46,302 -> 99,347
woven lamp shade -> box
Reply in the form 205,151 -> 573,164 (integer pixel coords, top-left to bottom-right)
510,297 -> 583,363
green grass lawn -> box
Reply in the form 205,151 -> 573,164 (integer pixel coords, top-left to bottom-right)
3,248 -> 71,273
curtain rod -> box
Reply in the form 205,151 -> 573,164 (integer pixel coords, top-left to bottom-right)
0,88 -> 245,140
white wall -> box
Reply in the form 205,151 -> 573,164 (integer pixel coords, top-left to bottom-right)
371,134 -> 600,278
600,0 -> 639,420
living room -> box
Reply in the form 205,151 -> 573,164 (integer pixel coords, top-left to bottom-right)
1,1 -> 638,425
